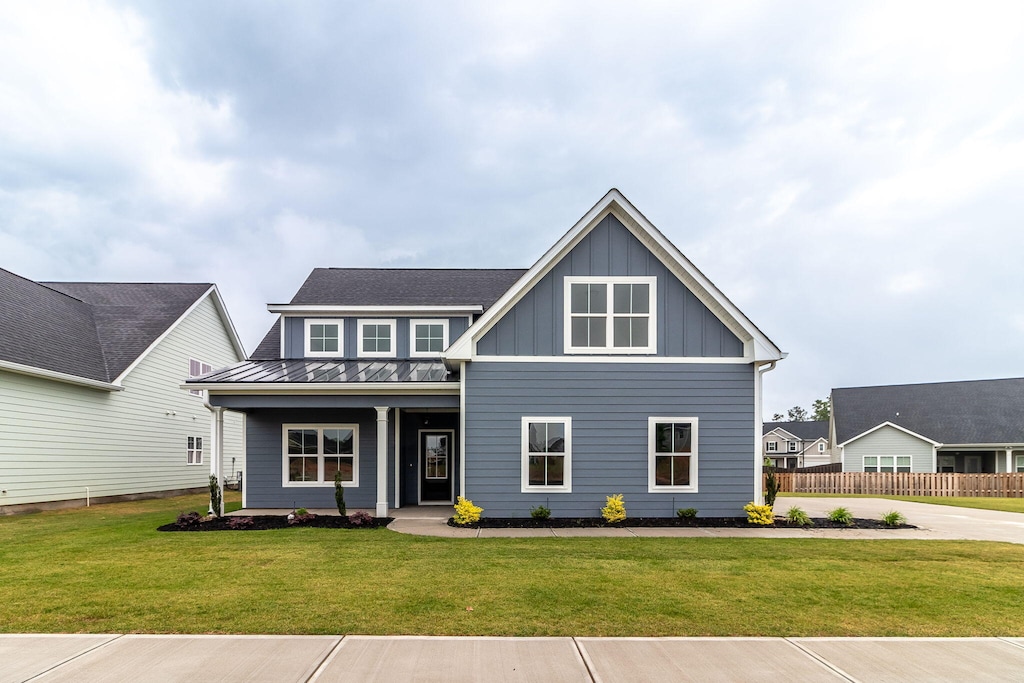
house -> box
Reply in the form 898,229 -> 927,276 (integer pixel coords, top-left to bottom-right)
831,378 -> 1024,474
0,268 -> 246,513
186,190 -> 784,517
762,421 -> 831,468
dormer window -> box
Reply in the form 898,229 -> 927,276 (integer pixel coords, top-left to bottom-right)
410,319 -> 449,358
564,276 -> 656,354
305,319 -> 344,358
358,319 -> 396,358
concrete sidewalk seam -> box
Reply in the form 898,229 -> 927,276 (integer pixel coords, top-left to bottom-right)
784,637 -> 860,683
21,633 -> 125,683
570,637 -> 599,683
999,636 -> 1024,651
304,635 -> 346,682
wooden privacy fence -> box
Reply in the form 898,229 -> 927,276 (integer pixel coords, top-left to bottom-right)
770,472 -> 1024,498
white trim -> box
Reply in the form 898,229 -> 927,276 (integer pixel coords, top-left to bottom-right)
764,426 -> 801,441
188,358 -> 213,397
417,429 -> 455,505
304,318 -> 345,358
787,440 -> 798,453
115,285 -> 246,385
647,416 -> 699,493
1015,453 -> 1024,473
444,189 -> 784,363
281,423 -> 359,487
374,406 -> 389,517
0,359 -> 123,391
394,409 -> 401,509
462,355 -> 751,364
279,316 -> 285,358
269,304 -> 483,315
357,319 -> 397,359
186,382 -> 459,395
837,421 -> 942,448
563,276 -> 657,355
186,435 -> 204,465
409,319 -> 450,358
521,416 -> 572,493
459,361 -> 467,500
766,441 -> 778,452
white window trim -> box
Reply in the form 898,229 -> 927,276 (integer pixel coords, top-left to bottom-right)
563,276 -> 657,355
357,319 -> 397,358
409,319 -> 450,358
521,416 -> 572,493
1016,454 -> 1024,472
788,441 -> 798,453
188,359 -> 213,397
766,441 -> 778,452
818,442 -> 825,453
864,455 -> 911,473
304,319 -> 345,358
282,423 -> 359,487
648,416 -> 698,493
187,435 -> 204,465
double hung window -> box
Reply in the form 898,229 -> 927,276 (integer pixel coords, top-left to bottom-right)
788,441 -> 798,453
564,277 -> 656,354
521,417 -> 571,492
649,417 -> 698,491
283,425 -> 357,486
766,441 -> 778,452
187,436 -> 203,465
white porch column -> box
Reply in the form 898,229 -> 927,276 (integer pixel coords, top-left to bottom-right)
374,406 -> 390,517
1007,449 -> 1013,474
208,406 -> 225,516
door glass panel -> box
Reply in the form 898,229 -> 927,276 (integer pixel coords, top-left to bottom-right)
425,435 -> 448,480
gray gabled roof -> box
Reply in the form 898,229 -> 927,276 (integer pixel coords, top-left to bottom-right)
833,377 -> 1024,446
250,268 -> 527,360
1,267 -> 213,384
763,421 -> 828,441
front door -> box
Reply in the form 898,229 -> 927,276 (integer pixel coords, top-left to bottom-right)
965,455 -> 983,473
419,430 -> 454,504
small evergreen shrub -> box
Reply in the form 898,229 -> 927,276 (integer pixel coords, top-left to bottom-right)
227,516 -> 254,529
601,494 -> 627,523
335,471 -> 347,516
676,508 -> 698,519
348,511 -> 374,527
743,502 -> 775,526
530,505 -> 551,520
295,508 -> 309,516
764,466 -> 781,508
785,506 -> 813,527
453,496 -> 483,525
208,475 -> 222,517
827,507 -> 854,526
175,511 -> 202,528
881,510 -> 907,527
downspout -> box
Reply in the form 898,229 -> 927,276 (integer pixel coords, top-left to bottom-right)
755,361 -> 778,504
204,398 -> 225,516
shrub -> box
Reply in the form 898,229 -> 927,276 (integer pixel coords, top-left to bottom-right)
764,467 -> 781,508
288,511 -> 317,526
295,508 -> 309,516
208,475 -> 222,517
453,496 -> 483,525
827,507 -> 854,526
881,510 -> 907,527
601,494 -> 627,523
335,471 -> 347,516
348,511 -> 374,527
530,505 -> 551,520
227,516 -> 254,530
743,502 -> 775,526
174,511 -> 202,528
785,506 -> 814,527
676,508 -> 698,519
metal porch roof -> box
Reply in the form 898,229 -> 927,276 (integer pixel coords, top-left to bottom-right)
190,359 -> 454,385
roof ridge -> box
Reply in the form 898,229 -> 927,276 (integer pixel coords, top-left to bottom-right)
1,268 -> 89,305
835,376 -> 1024,391
312,267 -> 527,272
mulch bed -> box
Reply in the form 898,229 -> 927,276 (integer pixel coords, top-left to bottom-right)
158,515 -> 393,532
449,517 -> 916,530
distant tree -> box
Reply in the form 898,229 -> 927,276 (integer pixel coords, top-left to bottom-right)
786,406 -> 808,422
771,413 -> 784,421
812,397 -> 831,422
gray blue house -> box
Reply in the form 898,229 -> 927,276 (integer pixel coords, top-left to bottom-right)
188,190 -> 784,517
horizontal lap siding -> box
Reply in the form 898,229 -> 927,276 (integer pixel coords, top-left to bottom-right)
842,425 -> 934,472
464,362 -> 755,517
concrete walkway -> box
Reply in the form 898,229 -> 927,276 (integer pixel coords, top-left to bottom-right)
382,496 -> 1024,544
5,634 -> 1024,682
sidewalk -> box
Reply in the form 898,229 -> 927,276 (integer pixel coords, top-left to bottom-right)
5,634 -> 1024,682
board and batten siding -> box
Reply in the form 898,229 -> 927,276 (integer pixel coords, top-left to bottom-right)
0,295 -> 244,508
841,425 -> 935,473
476,214 -> 744,358
243,407 -> 392,510
283,316 -> 470,359
463,361 -> 756,517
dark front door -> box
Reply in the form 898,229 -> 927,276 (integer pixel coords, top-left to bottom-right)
420,430 -> 454,503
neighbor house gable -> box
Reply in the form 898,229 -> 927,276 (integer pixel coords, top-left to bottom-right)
837,421 -> 942,449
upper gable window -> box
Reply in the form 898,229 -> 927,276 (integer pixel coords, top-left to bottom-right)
564,276 -> 656,354
188,359 -> 212,397
766,441 -> 778,453
818,443 -> 825,453
788,441 -> 798,453
305,319 -> 344,358
357,319 -> 396,358
410,319 -> 449,358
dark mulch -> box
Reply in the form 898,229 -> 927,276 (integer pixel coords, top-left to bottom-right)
158,514 -> 393,532
449,517 -> 916,530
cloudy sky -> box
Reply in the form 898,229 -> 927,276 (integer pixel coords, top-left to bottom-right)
2,1 -> 1022,417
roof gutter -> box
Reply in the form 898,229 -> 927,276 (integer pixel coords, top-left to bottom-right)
0,359 -> 123,392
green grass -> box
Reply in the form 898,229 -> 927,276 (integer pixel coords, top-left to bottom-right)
1,493 -> 1023,636
782,493 -> 1024,514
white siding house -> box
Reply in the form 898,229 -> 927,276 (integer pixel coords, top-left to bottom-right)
0,269 -> 246,512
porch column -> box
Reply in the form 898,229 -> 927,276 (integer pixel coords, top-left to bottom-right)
374,406 -> 389,517
208,406 -> 225,516
1007,449 -> 1014,474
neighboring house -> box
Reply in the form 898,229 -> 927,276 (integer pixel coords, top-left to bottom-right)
0,268 -> 246,512
762,421 -> 831,468
187,190 -> 784,517
831,378 -> 1024,474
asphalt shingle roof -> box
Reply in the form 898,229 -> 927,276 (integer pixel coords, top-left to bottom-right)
1,267 -> 211,383
832,378 -> 1024,446
763,421 -> 828,440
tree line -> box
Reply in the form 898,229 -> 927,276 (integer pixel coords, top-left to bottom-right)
772,397 -> 829,422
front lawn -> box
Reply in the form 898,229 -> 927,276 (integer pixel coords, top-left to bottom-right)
1,494 -> 1022,636
784,493 -> 1024,514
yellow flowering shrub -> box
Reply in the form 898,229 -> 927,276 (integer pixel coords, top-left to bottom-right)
743,502 -> 775,526
453,496 -> 483,525
601,494 -> 627,523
